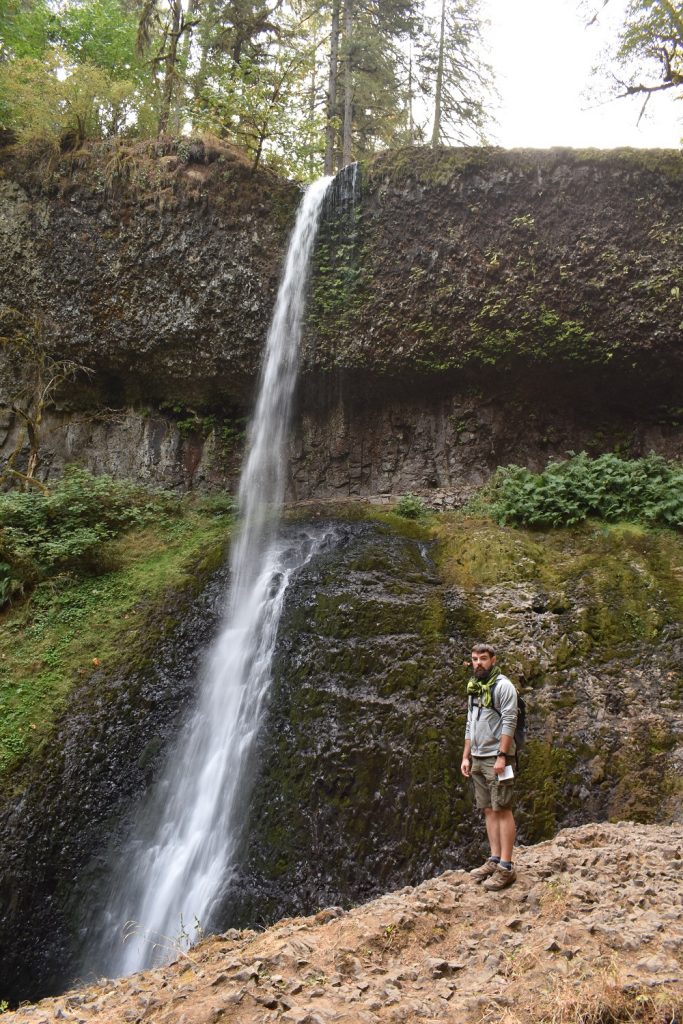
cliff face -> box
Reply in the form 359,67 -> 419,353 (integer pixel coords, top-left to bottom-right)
1,143 -> 681,495
0,137 -> 299,409
1,509 -> 680,1003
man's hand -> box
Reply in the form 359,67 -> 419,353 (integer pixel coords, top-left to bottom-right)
460,756 -> 471,778
494,753 -> 507,776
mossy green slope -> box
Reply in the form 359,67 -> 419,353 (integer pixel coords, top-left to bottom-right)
0,501 -> 232,784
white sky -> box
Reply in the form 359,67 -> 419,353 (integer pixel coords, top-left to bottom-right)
481,0 -> 682,148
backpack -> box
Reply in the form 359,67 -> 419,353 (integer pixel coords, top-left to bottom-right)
470,681 -> 527,763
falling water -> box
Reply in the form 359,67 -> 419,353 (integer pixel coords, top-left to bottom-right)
93,175 -> 332,976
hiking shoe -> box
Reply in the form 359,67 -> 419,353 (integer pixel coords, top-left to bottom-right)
483,865 -> 517,891
470,859 -> 500,883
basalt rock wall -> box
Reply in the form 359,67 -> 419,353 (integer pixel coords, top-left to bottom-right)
0,143 -> 681,494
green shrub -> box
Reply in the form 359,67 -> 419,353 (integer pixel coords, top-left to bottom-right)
488,452 -> 683,529
192,493 -> 238,518
0,49 -> 135,148
0,467 -> 180,607
394,493 -> 428,520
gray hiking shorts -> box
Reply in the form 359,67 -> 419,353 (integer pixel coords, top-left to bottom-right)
471,755 -> 515,811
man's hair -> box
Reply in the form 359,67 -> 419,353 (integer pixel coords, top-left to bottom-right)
471,642 -> 496,657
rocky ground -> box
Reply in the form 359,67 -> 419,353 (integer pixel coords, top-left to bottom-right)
6,822 -> 683,1024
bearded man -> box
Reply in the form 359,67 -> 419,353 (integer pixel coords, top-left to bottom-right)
460,643 -> 518,891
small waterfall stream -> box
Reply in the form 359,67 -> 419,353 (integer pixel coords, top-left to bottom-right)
93,175 -> 333,976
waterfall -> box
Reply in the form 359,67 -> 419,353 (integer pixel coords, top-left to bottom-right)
92,175 -> 333,976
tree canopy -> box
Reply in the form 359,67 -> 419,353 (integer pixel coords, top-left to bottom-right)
589,0 -> 683,122
0,0 -> 493,178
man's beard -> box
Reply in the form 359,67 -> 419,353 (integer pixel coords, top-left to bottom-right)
474,666 -> 491,681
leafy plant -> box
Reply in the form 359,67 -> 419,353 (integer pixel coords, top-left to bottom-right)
394,493 -> 428,520
0,467 -> 180,607
487,452 -> 683,529
0,49 -> 134,147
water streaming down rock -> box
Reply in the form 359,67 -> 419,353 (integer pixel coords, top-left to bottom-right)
94,175 -> 333,976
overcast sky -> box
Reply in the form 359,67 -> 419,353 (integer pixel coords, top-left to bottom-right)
481,0 -> 682,148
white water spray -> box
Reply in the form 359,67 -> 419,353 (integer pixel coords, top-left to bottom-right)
96,176 -> 332,976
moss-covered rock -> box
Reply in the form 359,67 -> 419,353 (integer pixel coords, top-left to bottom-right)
226,510 -> 683,927
304,148 -> 683,384
227,520 -> 482,926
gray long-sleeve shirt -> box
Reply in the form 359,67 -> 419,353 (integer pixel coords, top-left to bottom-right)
465,674 -> 518,758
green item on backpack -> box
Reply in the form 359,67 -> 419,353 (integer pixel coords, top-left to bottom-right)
467,673 -> 527,760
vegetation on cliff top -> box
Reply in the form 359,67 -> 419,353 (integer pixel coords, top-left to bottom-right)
0,0 -> 492,180
364,144 -> 683,188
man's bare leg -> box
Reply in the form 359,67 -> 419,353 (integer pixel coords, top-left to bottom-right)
484,807 -> 501,858
494,808 -> 516,863
484,808 -> 516,862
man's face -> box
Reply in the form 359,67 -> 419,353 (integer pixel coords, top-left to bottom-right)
471,650 -> 496,680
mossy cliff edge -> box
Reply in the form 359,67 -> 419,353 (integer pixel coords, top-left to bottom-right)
3,502 -> 679,1003
1,144 -> 681,494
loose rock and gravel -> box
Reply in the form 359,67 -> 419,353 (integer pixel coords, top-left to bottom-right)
6,822 -> 683,1024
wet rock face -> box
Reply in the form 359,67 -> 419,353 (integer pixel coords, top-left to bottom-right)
0,563 -> 231,1005
227,520 -> 481,926
225,517 -> 683,926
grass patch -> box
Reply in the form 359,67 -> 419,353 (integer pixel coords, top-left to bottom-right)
0,495 -> 234,782
283,499 -> 434,541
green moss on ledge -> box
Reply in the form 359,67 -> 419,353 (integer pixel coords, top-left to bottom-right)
0,500 -> 233,785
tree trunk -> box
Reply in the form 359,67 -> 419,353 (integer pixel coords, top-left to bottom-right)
408,43 -> 414,146
430,0 -> 446,148
341,0 -> 353,167
173,0 -> 197,132
309,65 -> 317,177
158,0 -> 183,135
324,0 -> 341,175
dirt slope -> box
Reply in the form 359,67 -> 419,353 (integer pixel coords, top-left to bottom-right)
6,821 -> 683,1024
